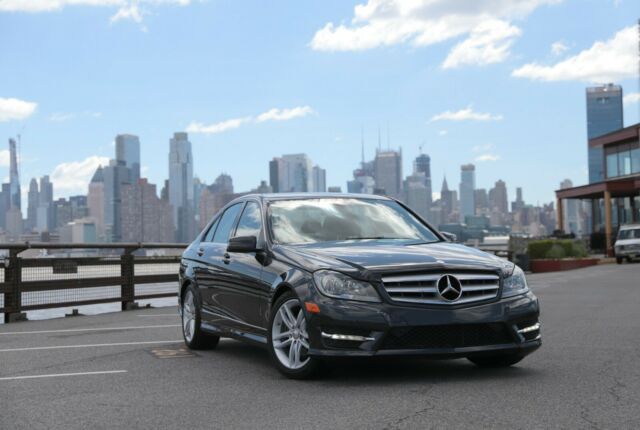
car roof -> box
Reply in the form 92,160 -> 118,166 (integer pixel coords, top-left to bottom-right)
241,192 -> 393,202
619,224 -> 640,230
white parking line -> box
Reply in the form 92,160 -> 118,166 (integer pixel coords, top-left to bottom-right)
0,370 -> 128,381
0,324 -> 180,336
0,340 -> 183,353
137,314 -> 178,317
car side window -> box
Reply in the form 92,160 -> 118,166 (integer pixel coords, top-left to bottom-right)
202,218 -> 220,243
234,202 -> 262,238
212,203 -> 243,244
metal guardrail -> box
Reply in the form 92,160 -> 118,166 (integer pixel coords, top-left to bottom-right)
0,243 -> 187,323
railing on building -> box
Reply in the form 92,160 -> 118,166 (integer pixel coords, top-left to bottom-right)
0,243 -> 187,323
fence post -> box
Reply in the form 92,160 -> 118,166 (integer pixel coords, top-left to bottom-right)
120,248 -> 136,311
4,248 -> 26,323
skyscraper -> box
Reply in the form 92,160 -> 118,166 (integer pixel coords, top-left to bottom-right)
414,153 -> 433,211
474,188 -> 488,215
312,165 -> 326,192
8,138 -> 20,211
269,154 -> 319,193
374,149 -> 402,199
169,132 -> 195,242
489,180 -> 509,217
26,178 -> 39,231
37,175 -> 54,232
102,159 -> 132,242
404,174 -> 430,220
586,84 -> 623,183
459,164 -> 475,221
511,187 -> 525,212
88,166 -> 106,241
115,134 -> 141,183
121,178 -> 174,243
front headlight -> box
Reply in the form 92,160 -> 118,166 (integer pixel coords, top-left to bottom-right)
313,270 -> 381,303
502,266 -> 529,298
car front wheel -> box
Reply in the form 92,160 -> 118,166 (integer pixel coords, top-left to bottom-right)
268,292 -> 322,379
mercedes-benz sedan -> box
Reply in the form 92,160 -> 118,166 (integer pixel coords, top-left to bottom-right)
179,193 -> 541,379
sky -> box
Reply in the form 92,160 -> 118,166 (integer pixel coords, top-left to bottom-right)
0,0 -> 638,206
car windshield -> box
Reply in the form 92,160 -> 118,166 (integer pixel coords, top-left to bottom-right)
618,228 -> 640,240
268,198 -> 440,245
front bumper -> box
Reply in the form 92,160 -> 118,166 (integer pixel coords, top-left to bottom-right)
615,248 -> 640,258
305,291 -> 541,358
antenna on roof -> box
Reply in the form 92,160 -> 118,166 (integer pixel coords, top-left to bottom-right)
377,124 -> 381,151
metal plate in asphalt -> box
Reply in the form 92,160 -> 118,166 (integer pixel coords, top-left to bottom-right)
148,346 -> 197,359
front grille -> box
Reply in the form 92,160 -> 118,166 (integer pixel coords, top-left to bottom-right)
381,324 -> 513,350
381,271 -> 500,305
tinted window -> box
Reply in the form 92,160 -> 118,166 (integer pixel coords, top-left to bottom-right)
235,202 -> 262,238
213,204 -> 242,244
269,198 -> 439,245
203,218 -> 220,242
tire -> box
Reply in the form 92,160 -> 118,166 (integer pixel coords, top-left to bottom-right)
626,257 -> 633,263
268,291 -> 322,379
468,353 -> 525,368
181,284 -> 220,350
616,257 -> 623,264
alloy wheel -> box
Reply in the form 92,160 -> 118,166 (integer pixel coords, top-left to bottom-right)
271,299 -> 310,370
182,290 -> 196,343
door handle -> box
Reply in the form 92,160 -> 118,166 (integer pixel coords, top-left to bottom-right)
197,247 -> 205,257
223,253 -> 231,264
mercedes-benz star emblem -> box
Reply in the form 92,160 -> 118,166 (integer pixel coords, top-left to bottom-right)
437,275 -> 462,301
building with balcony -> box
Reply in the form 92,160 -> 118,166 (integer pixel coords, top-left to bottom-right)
556,123 -> 640,253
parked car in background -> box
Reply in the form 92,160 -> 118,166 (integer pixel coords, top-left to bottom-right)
178,193 -> 541,379
614,224 -> 640,264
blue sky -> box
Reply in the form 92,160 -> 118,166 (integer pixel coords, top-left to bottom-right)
0,0 -> 638,205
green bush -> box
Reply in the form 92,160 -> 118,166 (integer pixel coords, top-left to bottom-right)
528,239 -> 589,260
545,244 -> 566,259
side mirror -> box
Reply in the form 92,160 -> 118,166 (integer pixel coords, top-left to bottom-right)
227,236 -> 258,253
441,232 -> 457,243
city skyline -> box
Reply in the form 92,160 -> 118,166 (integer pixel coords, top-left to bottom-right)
1,2 -> 639,206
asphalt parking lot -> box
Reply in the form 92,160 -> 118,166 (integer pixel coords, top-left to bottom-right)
1,263 -> 639,429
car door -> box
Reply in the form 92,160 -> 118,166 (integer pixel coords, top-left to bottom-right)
196,202 -> 243,328
220,200 -> 271,334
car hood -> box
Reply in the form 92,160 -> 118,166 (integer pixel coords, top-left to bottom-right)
273,241 -> 508,275
615,239 -> 640,246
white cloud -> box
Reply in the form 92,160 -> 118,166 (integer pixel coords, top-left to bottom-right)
256,106 -> 314,122
0,0 -> 190,27
442,19 -> 521,69
110,4 -> 143,24
186,117 -> 252,135
513,26 -> 636,82
623,92 -> 640,105
0,150 -> 10,167
310,0 -> 560,67
475,154 -> 501,162
430,106 -> 503,122
50,156 -> 110,196
438,130 -> 448,136
0,97 -> 38,122
551,41 -> 568,56
187,106 -> 315,135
